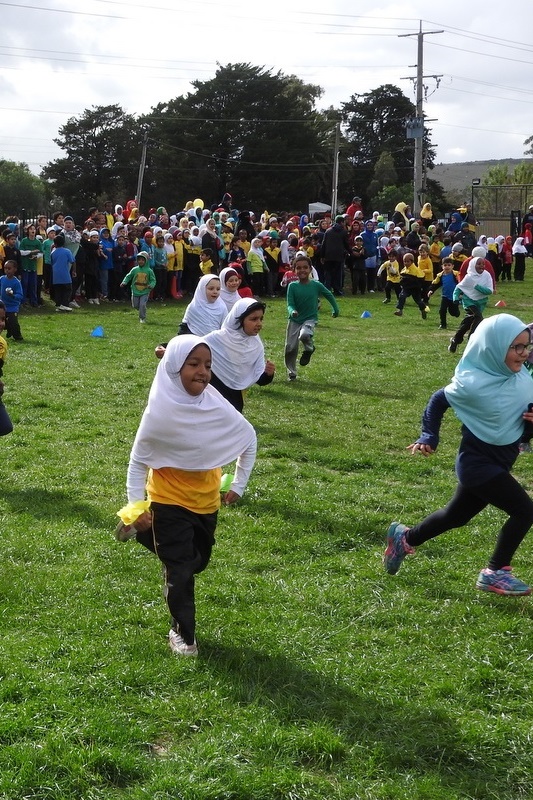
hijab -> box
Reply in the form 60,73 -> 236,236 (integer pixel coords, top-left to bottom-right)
130,335 -> 256,471
455,257 -> 493,301
204,298 -> 266,390
445,314 -> 533,445
513,237 -> 528,255
219,266 -> 241,312
181,274 -> 227,335
249,239 -> 266,262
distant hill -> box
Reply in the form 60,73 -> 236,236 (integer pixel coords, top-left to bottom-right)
430,159 -> 533,196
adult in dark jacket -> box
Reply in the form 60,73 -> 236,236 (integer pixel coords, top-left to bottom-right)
453,223 -> 477,256
320,216 -> 350,295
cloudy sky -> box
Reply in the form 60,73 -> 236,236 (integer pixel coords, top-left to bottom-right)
1,0 -> 532,176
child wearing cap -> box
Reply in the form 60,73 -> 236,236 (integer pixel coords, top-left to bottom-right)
120,252 -> 156,323
451,242 -> 467,272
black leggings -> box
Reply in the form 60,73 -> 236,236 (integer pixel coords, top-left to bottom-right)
136,503 -> 217,644
405,472 -> 533,570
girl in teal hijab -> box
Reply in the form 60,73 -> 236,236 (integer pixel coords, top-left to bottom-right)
384,313 -> 533,596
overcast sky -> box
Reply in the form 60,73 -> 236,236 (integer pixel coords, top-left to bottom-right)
1,0 -> 532,177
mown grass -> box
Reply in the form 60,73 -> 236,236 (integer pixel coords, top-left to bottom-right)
1,281 -> 533,800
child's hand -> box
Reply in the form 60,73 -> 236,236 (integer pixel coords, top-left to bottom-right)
155,345 -> 166,360
407,442 -> 434,456
222,490 -> 241,506
134,511 -> 153,531
264,359 -> 275,376
523,409 -> 533,424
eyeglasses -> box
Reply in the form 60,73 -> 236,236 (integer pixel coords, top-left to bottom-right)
508,343 -> 533,355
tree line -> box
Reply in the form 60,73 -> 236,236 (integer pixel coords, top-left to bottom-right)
1,63 -> 531,219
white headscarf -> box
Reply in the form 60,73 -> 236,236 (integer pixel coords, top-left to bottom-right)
204,298 -> 266,390
249,239 -> 266,262
219,266 -> 241,312
181,274 -> 227,335
130,335 -> 256,471
513,237 -> 528,255
111,221 -> 125,240
456,257 -> 493,301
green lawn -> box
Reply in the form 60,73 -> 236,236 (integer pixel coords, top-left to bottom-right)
2,282 -> 533,800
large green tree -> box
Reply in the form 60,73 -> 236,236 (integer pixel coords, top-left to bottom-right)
41,105 -> 140,209
141,63 -> 333,212
340,84 -> 436,209
0,160 -> 46,217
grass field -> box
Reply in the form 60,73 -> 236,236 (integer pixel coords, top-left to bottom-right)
2,280 -> 533,800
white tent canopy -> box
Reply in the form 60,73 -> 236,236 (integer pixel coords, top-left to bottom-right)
308,202 -> 331,215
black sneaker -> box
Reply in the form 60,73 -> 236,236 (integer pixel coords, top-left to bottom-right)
448,338 -> 457,353
299,346 -> 315,366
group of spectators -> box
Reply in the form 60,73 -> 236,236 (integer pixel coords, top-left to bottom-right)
0,193 -> 531,317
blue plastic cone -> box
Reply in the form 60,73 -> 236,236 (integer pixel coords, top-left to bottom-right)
360,311 -> 372,318
90,325 -> 104,337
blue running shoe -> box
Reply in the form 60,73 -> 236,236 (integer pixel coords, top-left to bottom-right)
476,566 -> 531,596
384,522 -> 415,575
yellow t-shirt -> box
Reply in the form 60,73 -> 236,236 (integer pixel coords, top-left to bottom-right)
147,466 -> 221,514
418,255 -> 433,282
0,335 -> 7,362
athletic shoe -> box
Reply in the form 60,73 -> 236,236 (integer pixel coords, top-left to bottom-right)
382,298 -> 390,304
168,628 -> 198,656
383,522 -> 415,575
421,308 -> 427,320
299,346 -> 315,366
114,520 -> 138,542
288,373 -> 297,382
140,319 -> 146,324
69,300 -> 81,309
394,310 -> 402,317
438,325 -> 447,329
93,298 -> 100,305
448,338 -> 457,353
476,566 -> 531,596
59,305 -> 73,312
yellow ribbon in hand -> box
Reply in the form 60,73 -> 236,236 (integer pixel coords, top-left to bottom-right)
116,500 -> 151,525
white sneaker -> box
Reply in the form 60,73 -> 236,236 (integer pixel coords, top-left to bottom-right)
93,298 -> 100,305
140,318 -> 146,324
69,300 -> 80,309
58,305 -> 73,312
88,298 -> 95,304
114,520 -> 138,542
168,628 -> 198,656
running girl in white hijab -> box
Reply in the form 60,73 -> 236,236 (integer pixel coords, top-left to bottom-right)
204,298 -> 275,412
117,335 -> 257,656
179,274 -> 227,335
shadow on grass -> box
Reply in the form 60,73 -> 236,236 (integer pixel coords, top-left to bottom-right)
198,642 -> 512,797
2,487 -> 109,528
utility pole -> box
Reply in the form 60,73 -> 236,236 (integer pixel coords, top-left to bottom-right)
331,121 -> 341,217
136,131 -> 149,210
399,21 -> 442,215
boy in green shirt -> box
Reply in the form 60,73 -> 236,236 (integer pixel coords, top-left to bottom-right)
284,255 -> 339,381
120,252 -> 156,324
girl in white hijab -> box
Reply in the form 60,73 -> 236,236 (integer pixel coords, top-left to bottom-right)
179,274 -> 227,335
218,266 -> 241,313
204,297 -> 275,412
121,335 -> 257,657
512,237 -> 528,281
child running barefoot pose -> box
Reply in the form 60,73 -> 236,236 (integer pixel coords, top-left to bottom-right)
384,314 -> 533,596
118,335 -> 257,656
284,255 -> 339,381
179,274 -> 227,335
